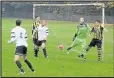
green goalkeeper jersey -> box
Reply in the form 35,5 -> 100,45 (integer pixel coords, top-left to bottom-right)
76,22 -> 91,39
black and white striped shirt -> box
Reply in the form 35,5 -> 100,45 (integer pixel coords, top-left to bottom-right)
91,26 -> 104,40
32,21 -> 40,39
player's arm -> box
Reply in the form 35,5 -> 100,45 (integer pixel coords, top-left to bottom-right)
46,28 -> 49,36
8,30 -> 16,43
72,33 -> 77,41
88,25 -> 95,37
32,27 -> 37,38
25,30 -> 28,41
87,23 -> 91,32
32,23 -> 35,35
72,26 -> 79,41
32,29 -> 36,38
44,27 -> 49,40
101,24 -> 108,32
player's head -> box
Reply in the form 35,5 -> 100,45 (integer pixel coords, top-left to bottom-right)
95,20 -> 101,27
79,17 -> 84,24
41,20 -> 47,27
16,19 -> 21,26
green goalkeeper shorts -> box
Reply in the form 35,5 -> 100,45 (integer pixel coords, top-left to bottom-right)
71,38 -> 86,49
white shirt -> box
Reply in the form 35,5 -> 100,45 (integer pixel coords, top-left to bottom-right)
9,26 -> 28,47
35,25 -> 49,41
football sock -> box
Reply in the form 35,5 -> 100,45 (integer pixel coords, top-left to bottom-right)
15,60 -> 24,72
98,49 -> 101,61
24,60 -> 34,72
34,49 -> 39,57
78,54 -> 84,58
43,48 -> 47,57
98,53 -> 101,61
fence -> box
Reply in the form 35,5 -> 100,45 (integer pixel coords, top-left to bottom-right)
2,2 -> 114,24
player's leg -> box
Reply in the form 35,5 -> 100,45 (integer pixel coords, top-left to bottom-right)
34,40 -> 41,57
67,38 -> 79,54
67,38 -> 78,51
22,46 -> 35,72
86,39 -> 96,52
41,40 -> 48,58
96,40 -> 102,61
14,46 -> 24,74
33,39 -> 39,57
33,38 -> 36,50
79,39 -> 95,60
23,55 -> 35,72
85,38 -> 96,52
78,40 -> 87,60
35,40 -> 44,57
34,45 -> 39,57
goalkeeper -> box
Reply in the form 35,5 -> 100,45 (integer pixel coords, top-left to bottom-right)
67,18 -> 91,60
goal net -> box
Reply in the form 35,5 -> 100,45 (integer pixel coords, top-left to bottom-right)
33,3 -> 105,60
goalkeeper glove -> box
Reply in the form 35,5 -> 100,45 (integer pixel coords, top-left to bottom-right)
72,33 -> 77,41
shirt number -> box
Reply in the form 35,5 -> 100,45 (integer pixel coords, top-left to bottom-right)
20,32 -> 23,38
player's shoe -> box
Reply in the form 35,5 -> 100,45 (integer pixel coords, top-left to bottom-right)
78,54 -> 84,58
67,47 -> 72,51
83,57 -> 86,61
32,71 -> 35,73
19,69 -> 25,74
31,68 -> 35,73
20,71 -> 25,74
78,54 -> 86,61
45,55 -> 48,58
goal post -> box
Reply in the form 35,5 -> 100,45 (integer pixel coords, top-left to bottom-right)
33,3 -> 105,61
102,3 -> 105,61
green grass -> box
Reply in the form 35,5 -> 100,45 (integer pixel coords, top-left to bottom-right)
2,18 -> 114,77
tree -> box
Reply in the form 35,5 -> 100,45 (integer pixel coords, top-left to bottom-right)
105,1 -> 114,8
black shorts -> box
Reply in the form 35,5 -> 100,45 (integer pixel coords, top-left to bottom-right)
88,38 -> 102,48
15,46 -> 27,55
33,38 -> 38,44
35,40 -> 46,46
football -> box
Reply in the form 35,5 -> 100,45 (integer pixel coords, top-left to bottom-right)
58,44 -> 64,50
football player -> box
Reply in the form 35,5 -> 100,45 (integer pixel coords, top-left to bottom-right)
81,20 -> 104,61
32,20 -> 49,58
8,19 -> 35,74
67,18 -> 91,60
32,16 -> 41,54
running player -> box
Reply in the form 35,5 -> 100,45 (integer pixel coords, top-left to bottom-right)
80,20 -> 104,61
8,19 -> 35,74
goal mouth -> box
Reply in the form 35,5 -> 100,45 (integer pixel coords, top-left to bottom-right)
33,3 -> 105,25
33,3 -> 105,61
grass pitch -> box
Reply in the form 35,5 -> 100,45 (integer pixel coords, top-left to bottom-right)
2,18 -> 113,77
